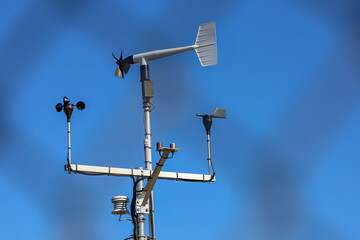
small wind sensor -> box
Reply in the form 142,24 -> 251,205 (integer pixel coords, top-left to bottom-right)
55,97 -> 85,173
197,108 -> 226,176
55,97 -> 85,122
112,22 -> 217,78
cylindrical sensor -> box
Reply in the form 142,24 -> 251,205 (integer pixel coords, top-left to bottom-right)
157,142 -> 163,150
170,143 -> 176,149
111,196 -> 130,215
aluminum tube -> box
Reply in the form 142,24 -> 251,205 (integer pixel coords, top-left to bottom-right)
140,64 -> 155,239
144,106 -> 156,239
148,192 -> 155,238
67,121 -> 72,173
143,108 -> 152,169
133,45 -> 196,63
207,134 -> 211,175
136,167 -> 146,240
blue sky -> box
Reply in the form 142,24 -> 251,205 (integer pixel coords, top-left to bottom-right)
0,0 -> 360,239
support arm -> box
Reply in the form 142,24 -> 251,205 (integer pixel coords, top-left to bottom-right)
140,148 -> 178,206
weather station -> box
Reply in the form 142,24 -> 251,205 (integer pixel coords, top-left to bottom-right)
56,22 -> 226,240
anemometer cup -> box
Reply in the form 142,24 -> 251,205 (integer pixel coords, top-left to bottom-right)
55,103 -> 63,112
76,101 -> 86,111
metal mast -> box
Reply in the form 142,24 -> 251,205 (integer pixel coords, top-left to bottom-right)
140,61 -> 155,239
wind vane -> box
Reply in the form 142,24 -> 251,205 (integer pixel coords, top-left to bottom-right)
112,22 -> 217,78
56,22 -> 226,240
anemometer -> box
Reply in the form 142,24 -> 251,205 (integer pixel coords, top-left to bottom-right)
56,22 -> 226,240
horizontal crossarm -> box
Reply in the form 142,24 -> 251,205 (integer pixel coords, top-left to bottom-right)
65,164 -> 216,182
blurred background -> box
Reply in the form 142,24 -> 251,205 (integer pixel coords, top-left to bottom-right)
0,0 -> 359,239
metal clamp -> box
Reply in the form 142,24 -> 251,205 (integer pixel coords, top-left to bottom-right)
136,197 -> 149,214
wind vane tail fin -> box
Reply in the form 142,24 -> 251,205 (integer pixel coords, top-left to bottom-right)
195,22 -> 217,67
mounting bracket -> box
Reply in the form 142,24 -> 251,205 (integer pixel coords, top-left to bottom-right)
135,198 -> 150,214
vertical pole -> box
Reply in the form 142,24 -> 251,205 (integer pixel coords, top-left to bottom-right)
136,167 -> 146,240
207,133 -> 212,175
67,120 -> 72,173
140,63 -> 156,239
202,115 -> 213,176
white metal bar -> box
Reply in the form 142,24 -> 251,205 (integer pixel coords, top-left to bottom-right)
66,164 -> 215,182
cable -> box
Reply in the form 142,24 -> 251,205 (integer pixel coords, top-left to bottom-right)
131,177 -> 138,240
150,102 -> 155,111
73,172 -> 108,176
130,176 -> 146,240
158,151 -> 174,159
209,172 -> 216,183
210,157 -> 215,174
209,158 -> 216,183
207,155 -> 216,183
